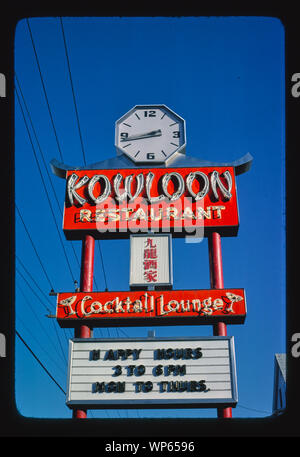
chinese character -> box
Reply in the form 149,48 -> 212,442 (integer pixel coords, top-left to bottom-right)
143,259 -> 157,270
144,248 -> 157,259
145,238 -> 156,248
144,270 -> 158,282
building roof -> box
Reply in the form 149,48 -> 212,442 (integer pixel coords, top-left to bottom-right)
50,152 -> 253,179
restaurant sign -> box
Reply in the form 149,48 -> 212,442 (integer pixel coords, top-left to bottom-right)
56,288 -> 246,327
62,166 -> 239,239
66,336 -> 238,409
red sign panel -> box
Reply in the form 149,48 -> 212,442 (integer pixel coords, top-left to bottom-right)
56,288 -> 246,327
63,166 -> 239,239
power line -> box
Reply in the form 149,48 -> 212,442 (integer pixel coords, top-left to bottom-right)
51,318 -> 68,366
16,255 -> 55,311
58,17 -> 108,292
117,328 -> 130,338
15,87 -> 77,285
16,256 -> 72,367
16,312 -> 66,378
16,282 -> 67,369
16,329 -> 66,395
26,18 -> 64,162
16,255 -> 72,356
16,73 -> 100,292
16,264 -> 71,378
236,404 -> 271,415
15,73 -> 63,215
18,19 -> 129,418
16,22 -> 104,387
16,267 -> 52,314
16,205 -> 54,292
15,73 -> 82,273
59,17 -> 87,166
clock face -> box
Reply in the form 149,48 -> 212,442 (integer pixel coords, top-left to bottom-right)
115,105 -> 186,164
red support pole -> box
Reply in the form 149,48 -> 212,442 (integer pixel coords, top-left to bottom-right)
208,231 -> 232,419
73,234 -> 95,419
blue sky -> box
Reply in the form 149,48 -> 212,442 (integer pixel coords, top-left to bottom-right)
14,16 -> 285,419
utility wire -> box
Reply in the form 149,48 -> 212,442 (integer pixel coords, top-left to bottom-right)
15,73 -> 101,296
15,87 -> 76,285
16,258 -> 71,366
22,20 -> 101,291
18,18 -> 123,419
16,244 -> 72,346
15,73 -> 63,215
16,204 -> 54,292
16,254 -> 72,349
59,17 -> 108,292
15,76 -> 99,292
16,282 -> 66,369
16,267 -> 52,314
59,17 -> 87,166
51,318 -> 68,366
16,329 -> 66,395
16,255 -> 55,311
16,310 -> 66,378
236,404 -> 271,415
117,328 -> 130,338
15,73 -> 81,272
26,18 -> 64,162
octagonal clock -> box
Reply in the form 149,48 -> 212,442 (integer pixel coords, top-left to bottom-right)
115,104 -> 186,164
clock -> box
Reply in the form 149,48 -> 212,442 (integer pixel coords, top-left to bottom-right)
115,104 -> 186,164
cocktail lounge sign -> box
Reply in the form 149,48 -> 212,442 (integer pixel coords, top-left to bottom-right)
56,288 -> 246,327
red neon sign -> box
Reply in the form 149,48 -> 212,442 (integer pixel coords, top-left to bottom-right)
56,288 -> 246,327
62,166 -> 239,239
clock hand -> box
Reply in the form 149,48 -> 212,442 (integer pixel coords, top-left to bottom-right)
121,129 -> 162,141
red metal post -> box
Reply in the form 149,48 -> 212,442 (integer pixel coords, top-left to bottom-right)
73,234 -> 95,419
208,231 -> 232,419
